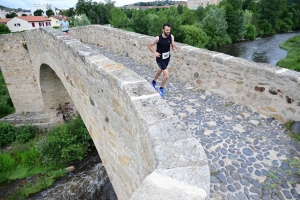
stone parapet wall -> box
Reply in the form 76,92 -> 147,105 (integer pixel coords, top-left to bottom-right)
15,27 -> 209,199
0,33 -> 43,112
71,25 -> 300,122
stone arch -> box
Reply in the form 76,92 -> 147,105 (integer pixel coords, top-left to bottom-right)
39,63 -> 74,117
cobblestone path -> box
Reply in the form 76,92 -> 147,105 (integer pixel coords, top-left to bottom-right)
88,44 -> 300,200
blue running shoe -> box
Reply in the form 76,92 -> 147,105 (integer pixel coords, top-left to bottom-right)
158,87 -> 164,97
151,80 -> 156,90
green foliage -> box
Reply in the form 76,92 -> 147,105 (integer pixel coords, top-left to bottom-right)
0,24 -> 11,34
0,152 -> 15,173
177,4 -> 184,14
5,12 -> 17,18
132,9 -> 149,34
181,24 -> 208,48
244,23 -> 257,40
76,0 -> 114,24
0,70 -> 14,117
202,6 -> 231,48
46,9 -> 54,17
36,115 -> 92,164
6,168 -> 68,200
277,35 -> 300,72
33,9 -> 44,16
225,4 -> 246,42
278,18 -> 293,32
0,122 -> 16,147
180,7 -> 197,25
15,125 -> 37,144
21,14 -> 27,16
74,14 -> 91,27
258,19 -> 276,35
257,0 -> 285,30
195,6 -> 206,22
52,26 -> 61,29
285,120 -> 295,131
109,7 -> 130,29
247,1 -> 257,12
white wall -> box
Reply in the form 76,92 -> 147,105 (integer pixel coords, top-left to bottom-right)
7,18 -> 51,32
7,18 -> 31,32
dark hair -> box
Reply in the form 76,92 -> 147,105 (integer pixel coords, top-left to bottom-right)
162,23 -> 171,29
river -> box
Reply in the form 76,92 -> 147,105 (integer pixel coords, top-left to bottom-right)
210,31 -> 300,66
27,149 -> 118,200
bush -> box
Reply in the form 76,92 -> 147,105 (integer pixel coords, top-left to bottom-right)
244,24 -> 257,40
15,125 -> 37,144
37,115 -> 92,164
0,122 -> 16,147
0,24 -> 11,34
52,26 -> 60,29
0,152 -> 15,173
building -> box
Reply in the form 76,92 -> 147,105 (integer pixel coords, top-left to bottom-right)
0,18 -> 11,25
31,4 -> 56,17
49,15 -> 71,27
6,16 -> 51,32
187,0 -> 221,9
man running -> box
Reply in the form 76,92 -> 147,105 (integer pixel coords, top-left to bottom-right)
60,16 -> 70,36
148,23 -> 177,97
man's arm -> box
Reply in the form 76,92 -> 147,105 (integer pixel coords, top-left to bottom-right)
171,35 -> 177,53
148,36 -> 160,58
60,21 -> 63,28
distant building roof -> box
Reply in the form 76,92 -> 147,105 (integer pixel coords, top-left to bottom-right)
50,15 -> 70,21
0,18 -> 11,24
17,16 -> 51,22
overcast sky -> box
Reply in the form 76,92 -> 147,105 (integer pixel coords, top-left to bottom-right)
0,0 -> 148,10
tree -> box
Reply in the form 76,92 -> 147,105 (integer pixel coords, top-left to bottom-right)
181,24 -> 208,48
225,3 -> 246,42
5,12 -> 17,18
21,14 -> 27,16
177,4 -> 184,14
109,7 -> 129,28
180,7 -> 197,25
132,9 -> 149,34
195,6 -> 205,22
0,24 -> 11,34
257,0 -> 286,30
46,9 -> 54,17
34,9 -> 44,16
74,14 -> 91,27
202,7 -> 231,48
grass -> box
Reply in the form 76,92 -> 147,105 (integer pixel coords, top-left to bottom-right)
0,70 -> 15,118
0,115 -> 92,199
277,35 -> 300,72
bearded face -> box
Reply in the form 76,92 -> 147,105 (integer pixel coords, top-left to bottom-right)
163,26 -> 171,37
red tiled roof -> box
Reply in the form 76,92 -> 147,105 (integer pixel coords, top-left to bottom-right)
0,18 -> 11,24
51,15 -> 70,21
17,16 -> 51,22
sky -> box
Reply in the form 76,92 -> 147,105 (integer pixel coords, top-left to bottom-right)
0,0 -> 153,10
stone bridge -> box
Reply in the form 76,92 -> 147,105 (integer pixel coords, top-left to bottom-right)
0,26 -> 300,199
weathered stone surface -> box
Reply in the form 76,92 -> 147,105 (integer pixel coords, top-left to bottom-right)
291,121 -> 300,134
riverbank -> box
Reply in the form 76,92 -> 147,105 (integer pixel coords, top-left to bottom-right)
0,116 -> 93,199
277,34 -> 300,72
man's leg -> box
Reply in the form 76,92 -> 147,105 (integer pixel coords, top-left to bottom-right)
153,69 -> 162,81
161,69 -> 169,87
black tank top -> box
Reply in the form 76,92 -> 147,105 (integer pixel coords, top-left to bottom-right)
156,34 -> 172,61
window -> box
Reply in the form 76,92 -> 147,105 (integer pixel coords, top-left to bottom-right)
39,22 -> 44,26
45,22 -> 51,26
14,23 -> 21,27
32,23 -> 35,27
